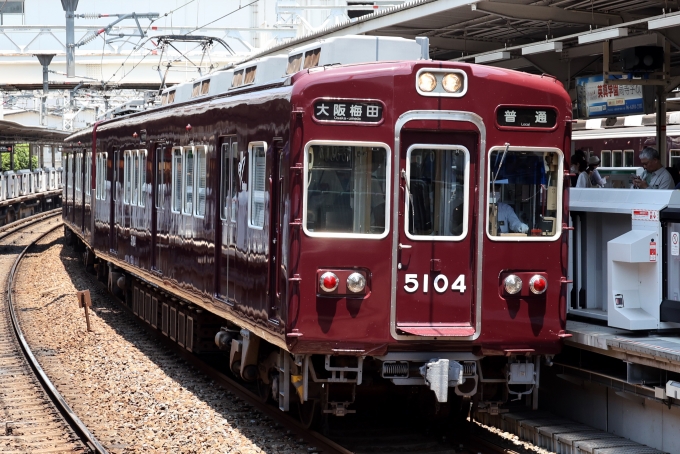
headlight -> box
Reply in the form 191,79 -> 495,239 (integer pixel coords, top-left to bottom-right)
504,274 -> 522,295
442,73 -> 463,93
347,272 -> 366,293
417,72 -> 437,92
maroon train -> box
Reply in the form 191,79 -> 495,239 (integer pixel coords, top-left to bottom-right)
63,36 -> 572,421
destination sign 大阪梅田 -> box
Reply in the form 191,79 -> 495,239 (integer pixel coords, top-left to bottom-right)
314,100 -> 383,123
497,107 -> 557,128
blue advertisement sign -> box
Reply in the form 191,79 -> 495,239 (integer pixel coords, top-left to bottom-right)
575,75 -> 651,119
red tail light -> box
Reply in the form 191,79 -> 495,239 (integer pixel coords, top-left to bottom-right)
320,272 -> 339,292
529,275 -> 547,294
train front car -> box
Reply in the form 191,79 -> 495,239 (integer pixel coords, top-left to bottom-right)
284,61 -> 571,417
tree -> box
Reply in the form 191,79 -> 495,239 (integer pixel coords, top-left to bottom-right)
1,143 -> 39,172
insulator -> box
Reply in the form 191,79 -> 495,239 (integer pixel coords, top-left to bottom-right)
382,361 -> 409,378
80,13 -> 102,19
78,32 -> 100,46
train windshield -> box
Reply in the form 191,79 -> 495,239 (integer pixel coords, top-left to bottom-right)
305,143 -> 388,236
487,147 -> 562,240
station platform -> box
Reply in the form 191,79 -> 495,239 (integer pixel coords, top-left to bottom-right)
565,320 -> 680,372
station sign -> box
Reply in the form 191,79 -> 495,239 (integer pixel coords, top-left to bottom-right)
575,74 -> 654,119
314,100 -> 383,123
0,145 -> 13,152
496,107 -> 557,128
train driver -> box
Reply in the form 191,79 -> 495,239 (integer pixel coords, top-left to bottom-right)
490,185 -> 529,235
632,147 -> 675,190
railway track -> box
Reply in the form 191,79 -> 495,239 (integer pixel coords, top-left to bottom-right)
0,212 -> 106,454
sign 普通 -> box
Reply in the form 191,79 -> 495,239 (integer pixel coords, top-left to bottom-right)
496,107 -> 557,128
314,100 -> 383,123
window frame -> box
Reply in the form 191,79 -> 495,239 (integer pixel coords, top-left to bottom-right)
623,149 -> 635,167
485,145 -> 564,242
138,149 -> 147,207
85,151 -> 92,197
600,150 -> 612,168
183,146 -> 195,215
612,149 -> 623,167
132,150 -> 139,206
171,147 -> 183,213
123,150 -> 132,205
194,145 -> 207,217
404,143 -> 470,242
248,141 -> 267,230
155,146 -> 164,209
302,140 -> 392,240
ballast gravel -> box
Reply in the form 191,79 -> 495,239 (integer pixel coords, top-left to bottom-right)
13,231 -> 308,454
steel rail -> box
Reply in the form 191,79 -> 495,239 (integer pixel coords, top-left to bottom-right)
0,207 -> 62,241
5,216 -> 109,454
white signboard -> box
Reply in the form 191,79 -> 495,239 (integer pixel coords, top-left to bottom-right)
672,231 -> 679,257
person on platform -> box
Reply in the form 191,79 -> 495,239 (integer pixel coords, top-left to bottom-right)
575,159 -> 593,188
588,156 -> 607,187
632,147 -> 675,189
570,149 -> 586,187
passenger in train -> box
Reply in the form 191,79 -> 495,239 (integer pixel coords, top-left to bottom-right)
570,149 -> 586,187
632,147 -> 675,190
587,156 -> 607,187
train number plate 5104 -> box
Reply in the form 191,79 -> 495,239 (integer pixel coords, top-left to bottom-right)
403,274 -> 466,294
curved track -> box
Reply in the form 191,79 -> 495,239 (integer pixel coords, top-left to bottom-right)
0,212 -> 107,454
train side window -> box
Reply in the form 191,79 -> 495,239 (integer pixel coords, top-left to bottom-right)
171,147 -> 182,213
487,146 -> 563,241
123,150 -> 131,205
405,146 -> 469,240
132,150 -> 139,206
612,150 -> 622,167
201,79 -> 210,95
249,142 -> 267,229
671,150 -> 680,168
155,146 -> 164,209
304,142 -> 390,237
161,93 -> 168,105
184,147 -> 195,214
139,149 -> 147,207
96,152 -> 107,200
195,146 -> 207,217
192,82 -> 201,97
303,48 -> 320,69
623,149 -> 634,167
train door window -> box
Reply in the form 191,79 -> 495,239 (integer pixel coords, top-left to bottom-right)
487,146 -> 563,241
405,145 -> 469,240
220,143 -> 229,220
113,150 -> 120,202
304,141 -> 390,237
123,150 -> 131,205
601,150 -> 611,167
132,150 -> 139,206
183,146 -> 195,214
155,146 -> 164,209
85,152 -> 91,197
171,147 -> 182,212
249,142 -> 266,229
195,146 -> 207,217
671,150 -> 680,168
623,149 -> 634,167
139,149 -> 147,207
96,152 -> 107,200
612,150 -> 623,167
231,142 -> 239,222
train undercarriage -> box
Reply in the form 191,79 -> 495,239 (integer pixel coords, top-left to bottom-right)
67,228 -> 545,427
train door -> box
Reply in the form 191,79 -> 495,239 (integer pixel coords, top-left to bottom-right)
110,149 -> 121,254
267,139 -> 283,322
216,136 -> 238,303
394,129 -> 479,338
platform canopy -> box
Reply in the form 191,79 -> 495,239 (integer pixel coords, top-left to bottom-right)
247,0 -> 680,92
0,119 -> 70,145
